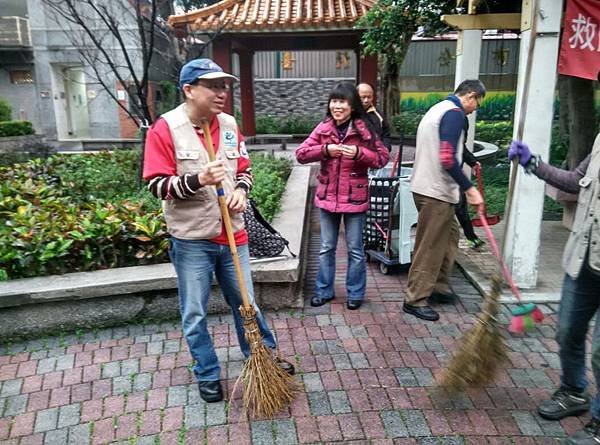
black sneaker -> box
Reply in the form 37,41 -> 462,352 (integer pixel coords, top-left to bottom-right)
538,389 -> 590,420
562,418 -> 600,445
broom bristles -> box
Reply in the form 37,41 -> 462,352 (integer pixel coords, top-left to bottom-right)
441,275 -> 507,392
233,306 -> 300,419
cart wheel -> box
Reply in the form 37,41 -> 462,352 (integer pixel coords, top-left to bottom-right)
379,262 -> 389,275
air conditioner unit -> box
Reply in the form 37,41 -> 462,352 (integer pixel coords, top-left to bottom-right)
0,17 -> 31,47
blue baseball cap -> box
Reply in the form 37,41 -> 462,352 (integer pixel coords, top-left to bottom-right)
178,58 -> 238,89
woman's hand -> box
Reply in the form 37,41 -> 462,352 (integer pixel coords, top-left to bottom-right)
341,144 -> 358,159
327,144 -> 344,158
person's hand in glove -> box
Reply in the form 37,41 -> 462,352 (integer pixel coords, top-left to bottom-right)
508,140 -> 532,166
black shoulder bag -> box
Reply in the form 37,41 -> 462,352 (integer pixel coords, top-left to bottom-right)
243,199 -> 297,258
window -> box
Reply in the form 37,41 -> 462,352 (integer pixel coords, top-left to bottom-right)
9,70 -> 33,84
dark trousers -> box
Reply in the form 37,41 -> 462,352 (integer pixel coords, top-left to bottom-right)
556,263 -> 600,418
455,192 -> 477,241
406,193 -> 459,306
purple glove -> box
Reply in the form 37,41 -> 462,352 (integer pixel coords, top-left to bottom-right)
508,140 -> 532,166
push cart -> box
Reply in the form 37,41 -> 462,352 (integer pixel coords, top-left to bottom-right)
363,167 -> 418,274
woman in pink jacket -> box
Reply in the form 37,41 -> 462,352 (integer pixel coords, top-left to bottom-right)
296,82 -> 390,309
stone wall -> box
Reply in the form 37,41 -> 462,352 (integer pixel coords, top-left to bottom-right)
233,78 -> 354,118
0,134 -> 49,155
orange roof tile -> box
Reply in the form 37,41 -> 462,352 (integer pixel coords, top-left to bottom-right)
169,0 -> 376,32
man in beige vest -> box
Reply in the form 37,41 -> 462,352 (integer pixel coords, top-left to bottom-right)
403,80 -> 485,322
143,59 -> 293,403
509,124 -> 600,445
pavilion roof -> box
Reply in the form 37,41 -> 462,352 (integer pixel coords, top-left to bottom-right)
168,0 -> 376,32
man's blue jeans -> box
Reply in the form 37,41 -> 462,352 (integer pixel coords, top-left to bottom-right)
169,238 -> 276,382
556,263 -> 600,418
315,210 -> 366,301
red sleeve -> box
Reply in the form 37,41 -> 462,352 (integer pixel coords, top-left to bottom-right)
143,118 -> 176,180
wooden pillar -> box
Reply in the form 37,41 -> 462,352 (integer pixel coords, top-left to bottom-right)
239,50 -> 256,136
503,0 -> 563,288
454,29 -> 482,153
212,37 -> 233,114
359,53 -> 378,91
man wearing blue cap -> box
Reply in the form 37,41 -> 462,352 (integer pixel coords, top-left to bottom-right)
143,58 -> 294,403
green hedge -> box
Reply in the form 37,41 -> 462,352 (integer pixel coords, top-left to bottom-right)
390,112 -> 422,136
253,114 -> 322,134
0,120 -> 34,137
475,120 -> 513,152
0,151 -> 292,280
0,97 -> 11,121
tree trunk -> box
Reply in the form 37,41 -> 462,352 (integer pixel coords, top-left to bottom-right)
381,56 -> 401,119
137,123 -> 149,190
567,76 -> 596,169
381,36 -> 412,129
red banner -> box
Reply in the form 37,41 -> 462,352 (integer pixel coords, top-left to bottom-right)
558,0 -> 600,80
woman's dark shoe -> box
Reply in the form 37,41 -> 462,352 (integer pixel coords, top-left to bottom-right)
538,389 -> 590,420
562,418 -> 600,445
198,380 -> 223,403
402,303 -> 440,321
275,357 -> 295,375
347,300 -> 363,310
310,295 -> 334,307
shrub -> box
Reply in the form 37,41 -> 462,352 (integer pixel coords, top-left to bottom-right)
255,115 -> 280,134
254,114 -> 321,135
390,112 -> 422,136
475,120 -> 513,152
0,120 -> 34,137
249,154 -> 292,221
157,81 -> 178,116
0,97 -> 11,121
0,151 -> 292,280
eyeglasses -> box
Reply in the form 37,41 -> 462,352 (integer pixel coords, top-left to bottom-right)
196,81 -> 230,92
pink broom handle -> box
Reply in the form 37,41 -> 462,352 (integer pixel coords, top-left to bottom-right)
477,208 -> 522,302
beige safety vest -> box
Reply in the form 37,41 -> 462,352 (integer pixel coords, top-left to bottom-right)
410,99 -> 465,204
563,133 -> 600,278
161,104 -> 244,240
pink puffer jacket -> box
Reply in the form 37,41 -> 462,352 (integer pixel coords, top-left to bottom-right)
295,117 -> 390,213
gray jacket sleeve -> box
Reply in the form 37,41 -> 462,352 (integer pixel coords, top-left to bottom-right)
533,154 -> 591,194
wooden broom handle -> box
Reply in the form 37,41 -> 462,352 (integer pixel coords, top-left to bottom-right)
200,120 -> 252,310
502,0 -> 538,254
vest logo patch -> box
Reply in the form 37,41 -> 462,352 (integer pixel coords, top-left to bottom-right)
223,130 -> 237,149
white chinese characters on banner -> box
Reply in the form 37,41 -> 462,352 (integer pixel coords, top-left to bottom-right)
558,0 -> 600,80
568,13 -> 599,51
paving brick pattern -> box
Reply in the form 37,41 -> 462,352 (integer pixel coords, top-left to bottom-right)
0,205 -> 586,444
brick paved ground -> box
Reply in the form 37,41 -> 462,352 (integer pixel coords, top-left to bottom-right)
0,206 -> 590,444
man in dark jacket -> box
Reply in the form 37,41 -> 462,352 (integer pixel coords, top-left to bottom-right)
357,83 -> 392,151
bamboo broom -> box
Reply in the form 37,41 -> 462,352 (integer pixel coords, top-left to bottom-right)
200,120 -> 299,418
